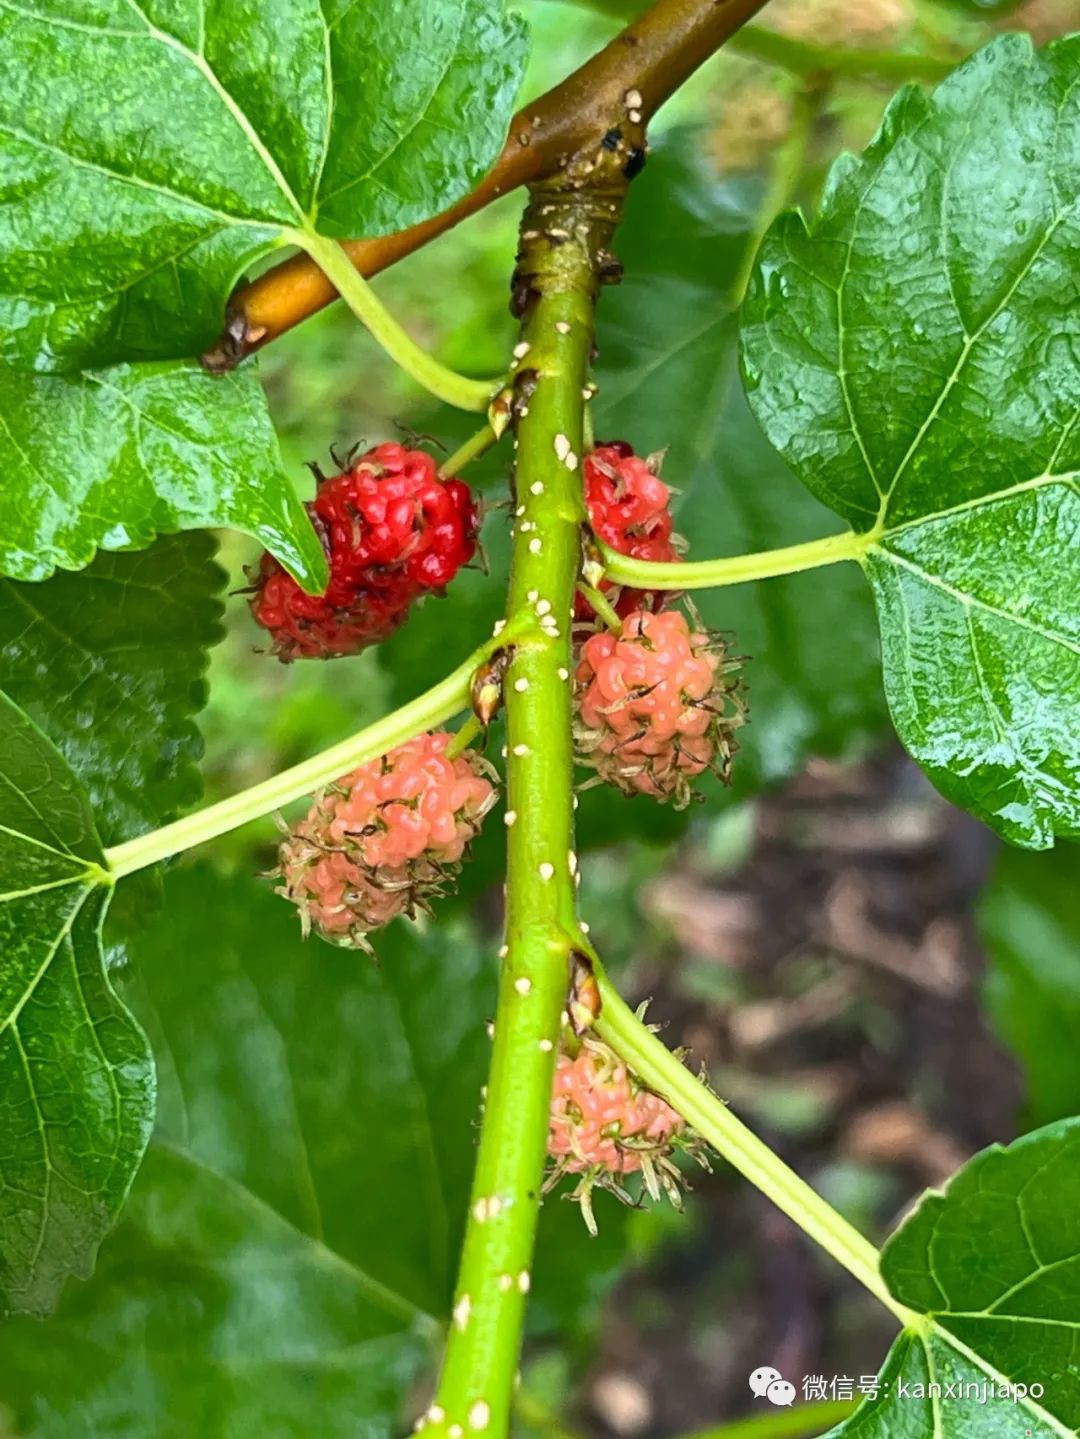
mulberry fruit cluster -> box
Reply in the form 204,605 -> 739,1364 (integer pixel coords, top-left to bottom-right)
574,607 -> 745,809
252,443 -> 478,660
579,442 -> 683,620
546,1033 -> 699,1234
276,731 -> 497,947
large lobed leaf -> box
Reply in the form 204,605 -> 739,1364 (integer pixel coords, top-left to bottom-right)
825,1118 -> 1080,1438
741,35 -> 1080,848
0,355 -> 327,586
0,695 -> 152,1317
0,867 -> 630,1432
0,0 -> 529,372
0,0 -> 528,586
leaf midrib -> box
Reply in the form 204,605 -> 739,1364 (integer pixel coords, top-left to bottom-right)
871,208 -> 1069,527
820,42 -> 1076,528
151,1137 -> 440,1332
921,1322 -> 1075,1439
118,0 -> 309,226
878,466 -> 1077,541
943,1311 -> 1080,1329
0,881 -> 92,1035
878,548 -> 1080,656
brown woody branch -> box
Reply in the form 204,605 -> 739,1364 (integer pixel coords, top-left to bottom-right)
201,0 -> 771,371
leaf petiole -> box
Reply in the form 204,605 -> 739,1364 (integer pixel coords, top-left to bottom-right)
600,527 -> 873,591
294,230 -> 505,412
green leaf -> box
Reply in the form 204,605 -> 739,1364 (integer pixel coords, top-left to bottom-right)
980,844 -> 1080,1129
0,693 -> 152,1317
741,35 -> 1080,848
597,136 -> 889,791
0,0 -> 529,371
0,361 -> 326,588
0,865 -> 624,1428
827,1119 -> 1080,1438
0,533 -> 224,845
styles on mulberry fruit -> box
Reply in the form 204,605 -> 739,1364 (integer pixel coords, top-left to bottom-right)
578,441 -> 684,621
251,442 -> 479,660
276,731 -> 497,947
575,607 -> 745,808
546,1031 -> 705,1234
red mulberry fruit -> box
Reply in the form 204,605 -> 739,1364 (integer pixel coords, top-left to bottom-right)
578,442 -> 684,621
251,442 -> 479,660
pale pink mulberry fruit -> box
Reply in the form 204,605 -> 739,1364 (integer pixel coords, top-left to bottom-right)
276,731 -> 497,947
546,1033 -> 703,1233
574,607 -> 745,808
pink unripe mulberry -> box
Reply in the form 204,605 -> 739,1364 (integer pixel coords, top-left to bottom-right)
276,732 -> 497,947
545,1034 -> 703,1234
549,1045 -> 684,1174
574,608 -> 745,808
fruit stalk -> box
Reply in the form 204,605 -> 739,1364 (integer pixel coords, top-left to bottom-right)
295,231 -> 502,411
423,177 -> 625,1438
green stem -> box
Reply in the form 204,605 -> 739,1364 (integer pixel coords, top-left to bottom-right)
593,971 -> 919,1329
441,423 -> 500,479
295,230 -> 504,412
104,637 -> 513,880
728,24 -> 957,82
426,181 -> 623,1439
577,582 -> 623,632
731,78 -> 823,307
600,528 -> 871,591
